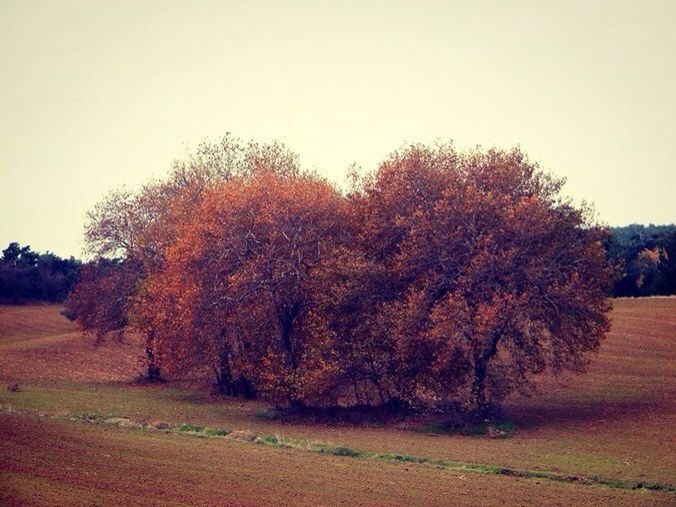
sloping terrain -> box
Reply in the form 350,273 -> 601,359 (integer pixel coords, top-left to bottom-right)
0,305 -> 142,383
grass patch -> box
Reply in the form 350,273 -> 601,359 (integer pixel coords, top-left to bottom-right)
376,453 -> 429,464
315,445 -> 363,458
470,421 -> 516,438
259,434 -> 280,445
419,420 -> 516,438
254,407 -> 281,421
178,423 -> 205,433
69,412 -> 104,422
256,434 -> 296,449
392,454 -> 419,462
204,427 -> 229,437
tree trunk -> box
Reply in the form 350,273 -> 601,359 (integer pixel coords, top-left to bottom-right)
213,368 -> 230,395
144,333 -> 162,382
212,346 -> 257,398
469,359 -> 489,421
468,328 -> 504,421
213,348 -> 234,395
353,382 -> 363,405
276,301 -> 301,371
280,312 -> 297,369
288,398 -> 305,410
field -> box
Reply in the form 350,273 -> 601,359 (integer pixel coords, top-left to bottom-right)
0,299 -> 674,506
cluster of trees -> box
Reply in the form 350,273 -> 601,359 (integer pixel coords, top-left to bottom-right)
0,243 -> 81,304
607,224 -> 676,297
64,136 -> 614,418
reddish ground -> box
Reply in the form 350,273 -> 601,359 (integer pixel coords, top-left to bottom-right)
1,413 -> 670,507
0,298 -> 674,505
0,305 -> 142,383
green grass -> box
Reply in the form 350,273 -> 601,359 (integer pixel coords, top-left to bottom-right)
178,423 -> 205,433
68,412 -> 104,422
376,453 -> 429,464
321,445 -> 363,458
470,421 -> 516,438
255,407 -> 281,421
204,427 -> 229,437
259,434 -> 280,445
418,420 -> 516,438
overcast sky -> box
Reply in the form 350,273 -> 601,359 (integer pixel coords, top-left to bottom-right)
1,0 -> 675,257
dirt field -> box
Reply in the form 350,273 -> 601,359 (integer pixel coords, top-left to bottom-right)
1,299 -> 674,506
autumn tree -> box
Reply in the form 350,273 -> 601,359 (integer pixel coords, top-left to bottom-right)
348,143 -> 614,418
64,187 -> 164,380
140,170 -> 352,405
62,258 -> 138,341
69,135 -> 301,382
68,136 -> 613,419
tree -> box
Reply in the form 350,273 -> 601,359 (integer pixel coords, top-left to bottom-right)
2,243 -> 38,267
349,144 -> 614,418
140,170 -> 352,405
606,224 -> 676,297
62,259 -> 137,340
68,138 -> 614,420
71,135 -> 303,383
0,243 -> 81,304
74,187 -> 165,380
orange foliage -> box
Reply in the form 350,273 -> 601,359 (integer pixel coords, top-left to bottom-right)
347,144 -> 613,415
72,139 -> 614,416
138,171 -> 353,404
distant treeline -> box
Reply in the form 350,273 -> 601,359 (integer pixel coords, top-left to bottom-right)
1,224 -> 674,304
0,243 -> 81,304
606,224 -> 676,297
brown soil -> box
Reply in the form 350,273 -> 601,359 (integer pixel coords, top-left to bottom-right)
1,413 -> 671,507
0,299 -> 674,505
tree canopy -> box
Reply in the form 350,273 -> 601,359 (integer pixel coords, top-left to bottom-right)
0,243 -> 81,304
64,137 -> 617,418
606,224 -> 676,297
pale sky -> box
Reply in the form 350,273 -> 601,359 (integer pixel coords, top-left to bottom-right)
1,1 -> 675,258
